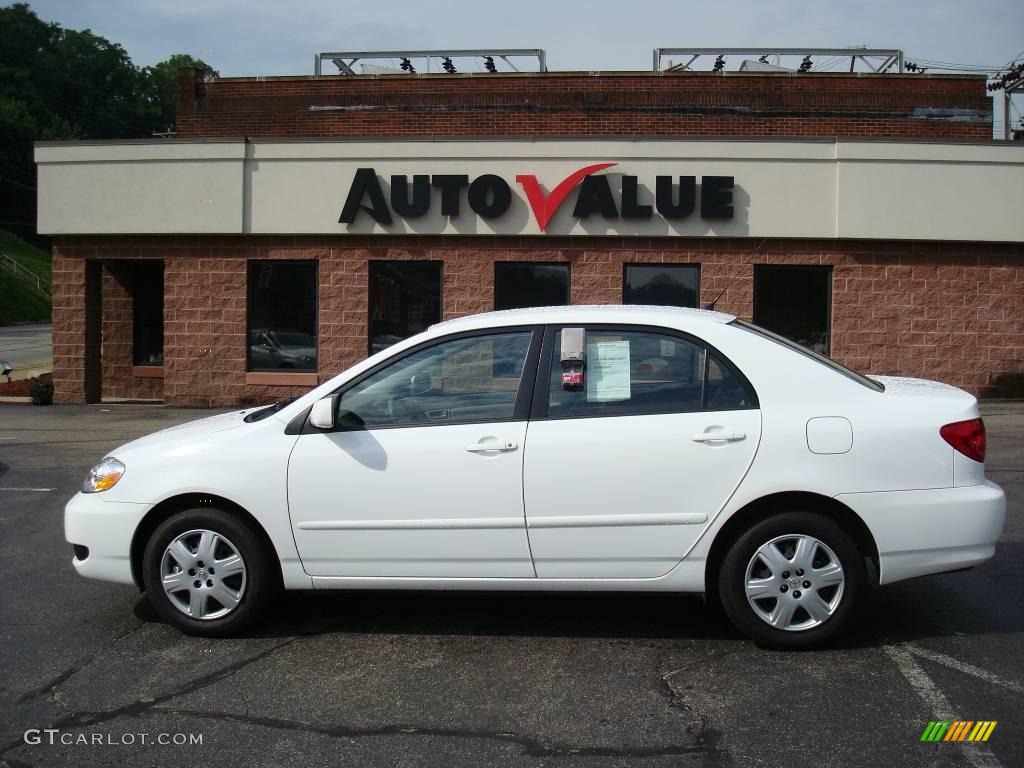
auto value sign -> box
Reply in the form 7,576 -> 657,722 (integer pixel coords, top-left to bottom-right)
339,164 -> 735,231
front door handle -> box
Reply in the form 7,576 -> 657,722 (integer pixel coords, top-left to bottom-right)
466,440 -> 518,453
691,430 -> 746,443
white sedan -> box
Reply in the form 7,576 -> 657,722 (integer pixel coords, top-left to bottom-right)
66,306 -> 1005,649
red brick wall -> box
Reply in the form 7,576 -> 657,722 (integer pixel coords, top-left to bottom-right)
100,263 -> 163,401
52,236 -> 1023,405
51,251 -> 87,404
175,71 -> 992,140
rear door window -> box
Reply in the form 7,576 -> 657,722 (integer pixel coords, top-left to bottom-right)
544,327 -> 756,418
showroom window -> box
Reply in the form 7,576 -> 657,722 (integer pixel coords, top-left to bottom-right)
132,261 -> 164,366
336,331 -> 534,429
247,261 -> 318,372
369,261 -> 442,355
623,264 -> 700,308
545,328 -> 755,418
753,265 -> 833,354
494,263 -> 570,310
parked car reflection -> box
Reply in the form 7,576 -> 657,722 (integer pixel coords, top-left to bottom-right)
249,329 -> 317,370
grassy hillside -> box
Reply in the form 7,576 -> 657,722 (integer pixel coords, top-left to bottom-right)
0,229 -> 51,283
0,229 -> 52,325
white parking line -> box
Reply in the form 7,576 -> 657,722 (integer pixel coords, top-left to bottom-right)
884,644 -> 1004,768
0,487 -> 54,492
907,644 -> 1024,696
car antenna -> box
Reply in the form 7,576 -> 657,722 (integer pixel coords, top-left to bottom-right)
703,239 -> 767,311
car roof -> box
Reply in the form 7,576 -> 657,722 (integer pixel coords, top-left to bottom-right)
429,305 -> 735,334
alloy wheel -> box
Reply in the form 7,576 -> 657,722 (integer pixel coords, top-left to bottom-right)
159,529 -> 247,620
743,533 -> 845,632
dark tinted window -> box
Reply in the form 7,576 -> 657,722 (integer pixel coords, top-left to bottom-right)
247,261 -> 318,372
494,263 -> 569,310
753,265 -> 832,354
337,332 -> 533,429
369,261 -> 442,354
132,261 -> 163,365
623,264 -> 699,307
547,329 -> 707,417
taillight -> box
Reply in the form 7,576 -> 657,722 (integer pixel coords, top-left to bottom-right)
940,418 -> 986,463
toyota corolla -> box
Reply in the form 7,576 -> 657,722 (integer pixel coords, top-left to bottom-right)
66,306 -> 1005,649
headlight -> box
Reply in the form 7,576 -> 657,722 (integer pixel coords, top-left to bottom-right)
81,457 -> 126,493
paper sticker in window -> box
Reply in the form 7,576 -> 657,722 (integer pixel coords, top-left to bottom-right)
586,341 -> 631,402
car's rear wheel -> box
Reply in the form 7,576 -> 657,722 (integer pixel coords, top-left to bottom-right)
718,512 -> 865,650
142,508 -> 275,637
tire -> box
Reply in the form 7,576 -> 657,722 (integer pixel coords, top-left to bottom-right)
142,508 -> 277,637
718,512 -> 865,651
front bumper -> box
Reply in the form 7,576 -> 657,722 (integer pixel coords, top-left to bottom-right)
836,480 -> 1006,585
64,492 -> 152,585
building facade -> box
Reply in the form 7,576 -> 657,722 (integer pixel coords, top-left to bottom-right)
37,69 -> 1023,406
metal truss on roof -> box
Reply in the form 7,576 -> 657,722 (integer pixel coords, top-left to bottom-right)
653,48 -> 905,74
314,49 -> 547,76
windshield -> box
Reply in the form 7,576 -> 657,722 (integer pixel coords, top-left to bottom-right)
730,320 -> 884,392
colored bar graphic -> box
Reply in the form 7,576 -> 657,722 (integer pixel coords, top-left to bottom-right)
921,721 -> 949,741
945,721 -> 972,741
921,721 -> 996,742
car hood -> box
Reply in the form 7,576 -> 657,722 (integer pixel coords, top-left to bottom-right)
277,346 -> 316,359
110,409 -> 250,457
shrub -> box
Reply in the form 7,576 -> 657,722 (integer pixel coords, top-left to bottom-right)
30,373 -> 54,406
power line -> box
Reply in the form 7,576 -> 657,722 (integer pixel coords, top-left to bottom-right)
0,163 -> 37,186
29,93 -> 162,136
0,177 -> 38,191
907,55 -> 1022,70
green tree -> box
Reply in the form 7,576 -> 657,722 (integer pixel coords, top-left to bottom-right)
141,54 -> 219,134
0,3 -> 216,238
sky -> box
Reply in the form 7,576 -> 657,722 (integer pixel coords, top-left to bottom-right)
21,0 -> 1024,131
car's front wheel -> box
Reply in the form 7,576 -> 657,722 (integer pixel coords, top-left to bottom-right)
718,512 -> 865,650
142,508 -> 275,636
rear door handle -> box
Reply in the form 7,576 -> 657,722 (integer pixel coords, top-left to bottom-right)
691,430 -> 746,443
466,440 -> 518,453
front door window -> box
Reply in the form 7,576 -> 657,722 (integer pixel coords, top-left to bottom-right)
336,331 -> 533,429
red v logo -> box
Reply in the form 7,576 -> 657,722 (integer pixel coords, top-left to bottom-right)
515,163 -> 617,231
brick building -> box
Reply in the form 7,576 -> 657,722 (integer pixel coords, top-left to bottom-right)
36,65 -> 1023,406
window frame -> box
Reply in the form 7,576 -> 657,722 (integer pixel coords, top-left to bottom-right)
305,325 -> 544,434
529,323 -> 759,421
493,261 -> 571,311
622,263 -> 701,308
246,259 -> 320,374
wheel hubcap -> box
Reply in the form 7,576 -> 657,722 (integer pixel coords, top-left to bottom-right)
159,529 -> 247,620
743,533 -> 845,632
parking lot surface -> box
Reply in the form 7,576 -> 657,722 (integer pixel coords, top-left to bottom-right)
1,402 -> 1021,767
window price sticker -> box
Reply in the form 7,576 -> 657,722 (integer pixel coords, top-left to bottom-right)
586,341 -> 631,402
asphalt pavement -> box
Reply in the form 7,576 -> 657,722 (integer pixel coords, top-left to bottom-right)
0,402 -> 1021,767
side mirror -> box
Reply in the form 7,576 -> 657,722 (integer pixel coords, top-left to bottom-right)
309,394 -> 338,430
409,371 -> 433,396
